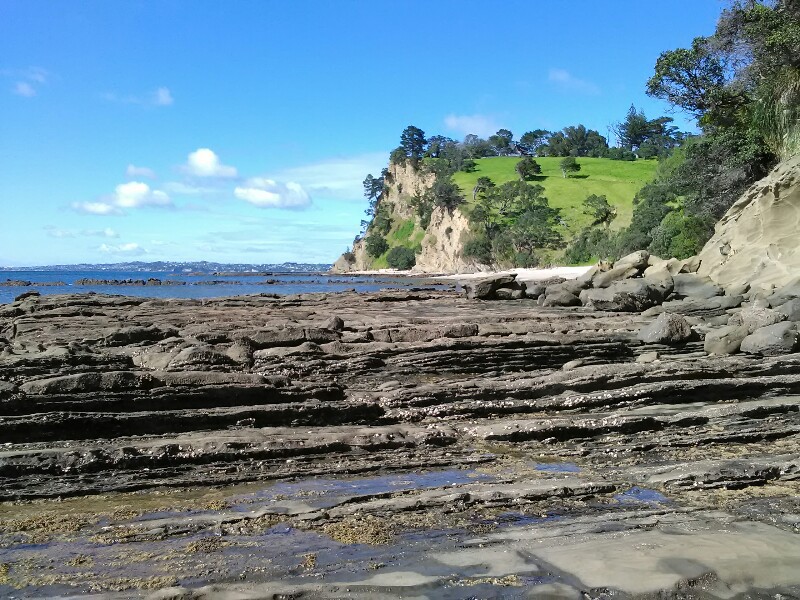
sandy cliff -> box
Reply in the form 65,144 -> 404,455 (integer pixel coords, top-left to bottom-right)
332,161 -> 478,273
697,155 -> 800,290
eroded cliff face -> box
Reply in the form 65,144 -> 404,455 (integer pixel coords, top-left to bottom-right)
414,205 -> 478,273
332,161 -> 479,273
697,155 -> 800,291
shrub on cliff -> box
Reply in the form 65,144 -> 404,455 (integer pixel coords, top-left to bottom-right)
365,234 -> 389,257
386,246 -> 416,270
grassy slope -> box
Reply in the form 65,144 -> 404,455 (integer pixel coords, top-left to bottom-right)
452,157 -> 657,237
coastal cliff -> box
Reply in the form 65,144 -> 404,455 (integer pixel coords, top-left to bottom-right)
697,154 -> 800,291
331,161 -> 479,274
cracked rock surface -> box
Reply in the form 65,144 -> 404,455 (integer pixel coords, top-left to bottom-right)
1,290 -> 799,598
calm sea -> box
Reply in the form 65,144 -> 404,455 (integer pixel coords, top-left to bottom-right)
0,270 -> 451,304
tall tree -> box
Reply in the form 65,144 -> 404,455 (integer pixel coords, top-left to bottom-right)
560,156 -> 581,178
518,130 -> 550,155
400,125 -> 427,164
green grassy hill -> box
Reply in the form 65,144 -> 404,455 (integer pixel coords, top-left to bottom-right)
452,157 -> 657,237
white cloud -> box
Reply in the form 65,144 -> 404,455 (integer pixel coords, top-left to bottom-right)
271,152 -> 387,201
126,164 -> 156,178
443,114 -> 501,138
71,182 -> 171,215
548,68 -> 600,95
99,242 -> 146,255
71,202 -> 122,215
102,87 -> 175,107
153,87 -> 173,106
13,82 -> 36,97
113,181 -> 171,208
184,148 -> 238,178
45,226 -> 119,238
234,178 -> 311,209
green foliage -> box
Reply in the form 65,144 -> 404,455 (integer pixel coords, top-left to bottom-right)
559,156 -> 581,177
583,194 -> 616,227
385,246 -> 416,270
372,204 -> 392,235
389,147 -> 407,166
519,130 -> 550,155
488,129 -> 514,156
400,125 -> 427,165
649,209 -> 713,259
564,227 -> 616,264
606,147 -> 637,161
544,125 -> 608,157
342,249 -> 356,262
462,233 -> 493,264
365,233 -> 389,257
464,180 -> 563,267
515,157 -> 542,181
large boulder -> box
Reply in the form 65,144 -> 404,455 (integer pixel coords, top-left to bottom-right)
672,274 -> 724,299
766,276 -> 800,308
582,279 -> 665,312
778,298 -> 800,321
728,307 -> 786,333
542,290 -> 581,307
613,250 -> 650,272
740,322 -> 799,356
462,274 -> 518,300
592,265 -> 640,288
697,155 -> 800,290
637,313 -> 695,344
704,325 -> 750,355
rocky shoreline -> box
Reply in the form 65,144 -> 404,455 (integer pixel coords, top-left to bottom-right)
1,278 -> 799,598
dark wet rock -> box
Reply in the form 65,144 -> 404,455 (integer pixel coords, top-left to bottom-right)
637,313 -> 694,344
672,273 -> 724,299
740,321 -> 799,356
704,324 -> 750,355
14,290 -> 41,301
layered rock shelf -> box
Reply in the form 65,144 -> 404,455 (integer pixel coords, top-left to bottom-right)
1,287 -> 799,597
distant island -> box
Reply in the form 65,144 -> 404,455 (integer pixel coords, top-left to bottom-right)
0,261 -> 333,273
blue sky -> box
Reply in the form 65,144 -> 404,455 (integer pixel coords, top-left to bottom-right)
1,0 -> 723,266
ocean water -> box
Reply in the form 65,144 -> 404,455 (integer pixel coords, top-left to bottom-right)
0,270 -> 452,304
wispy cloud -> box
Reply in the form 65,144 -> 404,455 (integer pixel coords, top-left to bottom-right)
102,86 -> 175,107
4,66 -> 49,97
234,178 -> 311,209
71,201 -> 122,216
183,148 -> 238,178
13,82 -> 36,97
126,164 -> 156,179
153,87 -> 173,106
271,152 -> 387,201
548,68 -> 600,95
99,242 -> 146,256
45,226 -> 119,238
